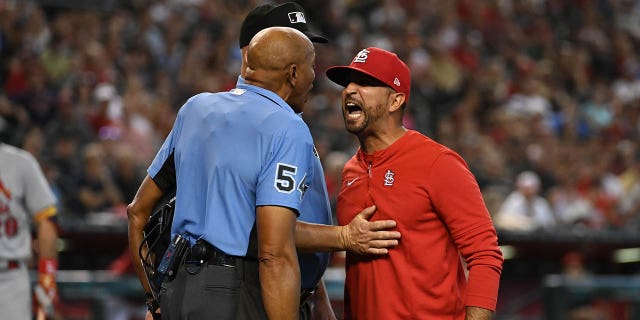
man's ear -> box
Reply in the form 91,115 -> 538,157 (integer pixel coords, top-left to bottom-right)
286,64 -> 298,87
388,92 -> 406,113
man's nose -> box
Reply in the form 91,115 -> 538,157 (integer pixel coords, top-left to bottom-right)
344,82 -> 360,94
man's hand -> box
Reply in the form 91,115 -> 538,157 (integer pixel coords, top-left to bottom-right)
35,258 -> 57,319
339,205 -> 401,255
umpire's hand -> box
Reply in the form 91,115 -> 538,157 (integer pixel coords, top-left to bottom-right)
339,205 -> 401,255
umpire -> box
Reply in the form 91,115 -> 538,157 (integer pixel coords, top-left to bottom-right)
131,27 -> 316,319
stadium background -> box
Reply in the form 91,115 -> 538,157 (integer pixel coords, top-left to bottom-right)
1,0 -> 640,319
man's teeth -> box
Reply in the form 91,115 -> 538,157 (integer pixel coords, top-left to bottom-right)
346,102 -> 361,114
347,110 -> 362,119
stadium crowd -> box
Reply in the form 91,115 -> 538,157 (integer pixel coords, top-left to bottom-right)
1,0 -> 640,235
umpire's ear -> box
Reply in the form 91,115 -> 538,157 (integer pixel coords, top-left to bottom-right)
286,63 -> 299,88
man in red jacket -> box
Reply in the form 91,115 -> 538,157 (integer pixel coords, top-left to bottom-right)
326,47 -> 504,319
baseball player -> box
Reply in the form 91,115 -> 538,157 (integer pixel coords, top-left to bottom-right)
327,47 -> 504,319
0,142 -> 59,320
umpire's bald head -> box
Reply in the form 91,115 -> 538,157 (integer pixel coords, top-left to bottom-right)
244,27 -> 316,113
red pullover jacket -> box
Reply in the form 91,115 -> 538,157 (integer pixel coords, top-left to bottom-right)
337,130 -> 503,319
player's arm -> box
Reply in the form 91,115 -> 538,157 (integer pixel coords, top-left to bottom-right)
34,206 -> 58,260
34,206 -> 59,318
257,205 -> 300,319
21,149 -> 60,318
126,175 -> 164,296
295,205 -> 400,255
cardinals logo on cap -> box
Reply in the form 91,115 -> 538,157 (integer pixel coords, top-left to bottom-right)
353,49 -> 370,63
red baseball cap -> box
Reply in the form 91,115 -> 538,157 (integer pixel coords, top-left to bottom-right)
326,47 -> 411,102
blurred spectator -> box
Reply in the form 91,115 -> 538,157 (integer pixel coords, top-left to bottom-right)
495,171 -> 556,231
111,145 -> 145,204
46,132 -> 82,216
561,252 -> 606,320
88,82 -> 122,137
76,143 -> 123,215
548,170 -> 599,228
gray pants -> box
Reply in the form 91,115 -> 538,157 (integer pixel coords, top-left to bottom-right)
0,264 -> 30,320
159,258 -> 311,319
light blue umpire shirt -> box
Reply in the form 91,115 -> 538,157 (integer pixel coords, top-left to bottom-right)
148,79 -> 331,289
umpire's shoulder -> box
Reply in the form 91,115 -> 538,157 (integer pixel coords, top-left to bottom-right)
260,110 -> 312,145
177,92 -> 218,112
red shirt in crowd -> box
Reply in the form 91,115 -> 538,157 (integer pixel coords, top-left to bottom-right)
337,130 -> 503,319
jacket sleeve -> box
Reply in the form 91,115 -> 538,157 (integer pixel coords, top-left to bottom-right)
427,150 -> 504,311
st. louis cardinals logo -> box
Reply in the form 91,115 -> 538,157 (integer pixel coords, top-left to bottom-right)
384,170 -> 395,186
353,49 -> 370,63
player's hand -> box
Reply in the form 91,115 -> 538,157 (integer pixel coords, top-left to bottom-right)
339,205 -> 401,255
35,259 -> 58,319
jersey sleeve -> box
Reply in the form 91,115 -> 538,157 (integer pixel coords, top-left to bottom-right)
22,153 -> 57,219
148,100 -> 187,186
426,150 -> 504,311
256,118 -> 314,215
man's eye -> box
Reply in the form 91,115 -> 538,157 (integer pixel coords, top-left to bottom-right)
358,79 -> 382,87
349,74 -> 385,87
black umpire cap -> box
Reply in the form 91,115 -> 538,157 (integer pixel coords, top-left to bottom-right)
239,2 -> 328,48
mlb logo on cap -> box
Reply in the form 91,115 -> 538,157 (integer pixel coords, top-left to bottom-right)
326,47 -> 411,102
238,2 -> 328,48
288,12 -> 306,24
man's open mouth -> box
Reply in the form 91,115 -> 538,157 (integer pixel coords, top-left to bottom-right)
346,101 -> 363,119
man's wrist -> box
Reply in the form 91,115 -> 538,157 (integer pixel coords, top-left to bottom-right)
145,292 -> 158,310
37,258 -> 57,295
38,258 -> 58,275
338,225 -> 349,251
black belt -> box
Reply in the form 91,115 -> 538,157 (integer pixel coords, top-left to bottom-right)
188,239 -> 237,267
205,250 -> 236,267
188,240 -> 315,306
